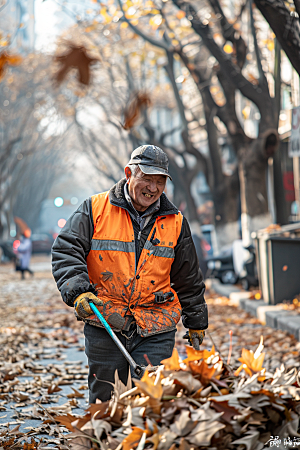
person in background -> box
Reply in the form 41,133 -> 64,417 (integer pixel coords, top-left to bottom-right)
15,229 -> 34,280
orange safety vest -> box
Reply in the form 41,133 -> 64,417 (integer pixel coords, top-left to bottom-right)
86,191 -> 183,336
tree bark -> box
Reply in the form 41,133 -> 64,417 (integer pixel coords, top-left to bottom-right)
254,0 -> 300,76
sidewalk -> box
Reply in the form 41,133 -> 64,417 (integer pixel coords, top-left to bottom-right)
207,278 -> 300,342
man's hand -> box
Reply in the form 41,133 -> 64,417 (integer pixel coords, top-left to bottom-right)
74,292 -> 103,319
188,329 -> 205,350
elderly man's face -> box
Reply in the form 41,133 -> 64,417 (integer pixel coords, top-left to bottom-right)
125,167 -> 167,212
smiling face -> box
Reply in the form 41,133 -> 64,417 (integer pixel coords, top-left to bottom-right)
125,166 -> 167,212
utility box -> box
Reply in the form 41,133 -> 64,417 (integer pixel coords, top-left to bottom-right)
254,223 -> 300,304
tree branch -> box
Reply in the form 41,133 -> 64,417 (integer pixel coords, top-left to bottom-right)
254,0 -> 300,75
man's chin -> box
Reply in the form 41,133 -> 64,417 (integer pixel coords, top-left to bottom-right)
136,196 -> 156,210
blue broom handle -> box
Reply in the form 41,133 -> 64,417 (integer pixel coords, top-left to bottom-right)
89,302 -> 142,374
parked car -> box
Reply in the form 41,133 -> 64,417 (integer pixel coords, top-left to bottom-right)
0,240 -> 16,262
206,240 -> 259,289
206,245 -> 238,284
31,234 -> 54,254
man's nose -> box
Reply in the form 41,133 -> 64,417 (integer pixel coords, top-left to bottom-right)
148,181 -> 158,192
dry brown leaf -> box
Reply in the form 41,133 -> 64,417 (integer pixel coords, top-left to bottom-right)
67,387 -> 85,398
122,91 -> 151,130
0,52 -> 22,80
54,44 -> 98,86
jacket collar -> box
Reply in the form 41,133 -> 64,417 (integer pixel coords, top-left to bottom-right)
109,178 -> 179,217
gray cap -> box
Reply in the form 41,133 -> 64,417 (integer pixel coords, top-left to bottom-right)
128,145 -> 172,180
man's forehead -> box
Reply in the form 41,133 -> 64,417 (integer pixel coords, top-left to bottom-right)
137,170 -> 167,181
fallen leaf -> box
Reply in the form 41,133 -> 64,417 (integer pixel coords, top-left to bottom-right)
134,370 -> 163,399
189,360 -> 216,386
161,348 -> 181,370
183,345 -> 216,364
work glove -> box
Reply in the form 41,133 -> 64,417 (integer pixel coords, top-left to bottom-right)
188,329 -> 205,350
74,292 -> 103,319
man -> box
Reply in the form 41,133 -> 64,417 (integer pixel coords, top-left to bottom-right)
52,145 -> 208,403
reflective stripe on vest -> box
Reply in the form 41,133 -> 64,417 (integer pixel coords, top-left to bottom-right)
91,239 -> 135,253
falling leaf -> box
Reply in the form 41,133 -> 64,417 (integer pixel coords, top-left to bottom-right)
0,52 -> 22,80
122,91 -> 151,130
54,44 -> 98,85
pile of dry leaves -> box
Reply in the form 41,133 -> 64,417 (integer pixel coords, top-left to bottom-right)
1,266 -> 300,449
9,338 -> 297,450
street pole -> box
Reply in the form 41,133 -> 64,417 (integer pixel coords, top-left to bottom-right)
238,160 -> 251,247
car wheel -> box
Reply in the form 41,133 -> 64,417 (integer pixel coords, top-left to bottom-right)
241,278 -> 250,291
220,270 -> 238,285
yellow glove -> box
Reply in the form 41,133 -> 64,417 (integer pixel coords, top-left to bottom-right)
74,292 -> 103,319
189,329 -> 205,350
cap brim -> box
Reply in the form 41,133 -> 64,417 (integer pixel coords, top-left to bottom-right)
138,164 -> 172,180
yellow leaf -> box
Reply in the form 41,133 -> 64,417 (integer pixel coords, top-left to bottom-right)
161,348 -> 180,370
122,427 -> 152,450
223,43 -> 233,54
267,40 -> 274,51
176,10 -> 186,19
234,337 -> 265,377
134,370 -> 163,399
183,346 -> 216,364
121,22 -> 129,28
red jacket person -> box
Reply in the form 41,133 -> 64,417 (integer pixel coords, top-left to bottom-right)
52,145 -> 208,403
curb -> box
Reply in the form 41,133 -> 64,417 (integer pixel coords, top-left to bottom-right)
207,279 -> 300,342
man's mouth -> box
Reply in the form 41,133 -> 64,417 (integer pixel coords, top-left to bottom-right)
143,193 -> 153,198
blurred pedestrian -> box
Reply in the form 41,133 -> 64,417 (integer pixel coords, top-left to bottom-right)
15,229 -> 34,280
52,145 -> 208,403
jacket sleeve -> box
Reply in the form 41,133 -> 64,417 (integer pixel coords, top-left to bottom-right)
170,217 -> 208,330
51,198 -> 95,307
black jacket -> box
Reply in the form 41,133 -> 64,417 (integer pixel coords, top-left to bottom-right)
51,179 -> 208,330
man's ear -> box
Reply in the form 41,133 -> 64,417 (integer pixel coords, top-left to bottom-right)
124,166 -> 131,180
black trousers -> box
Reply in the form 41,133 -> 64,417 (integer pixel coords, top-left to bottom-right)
84,323 -> 176,403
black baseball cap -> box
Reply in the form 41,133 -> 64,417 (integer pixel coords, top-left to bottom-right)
128,145 -> 172,180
